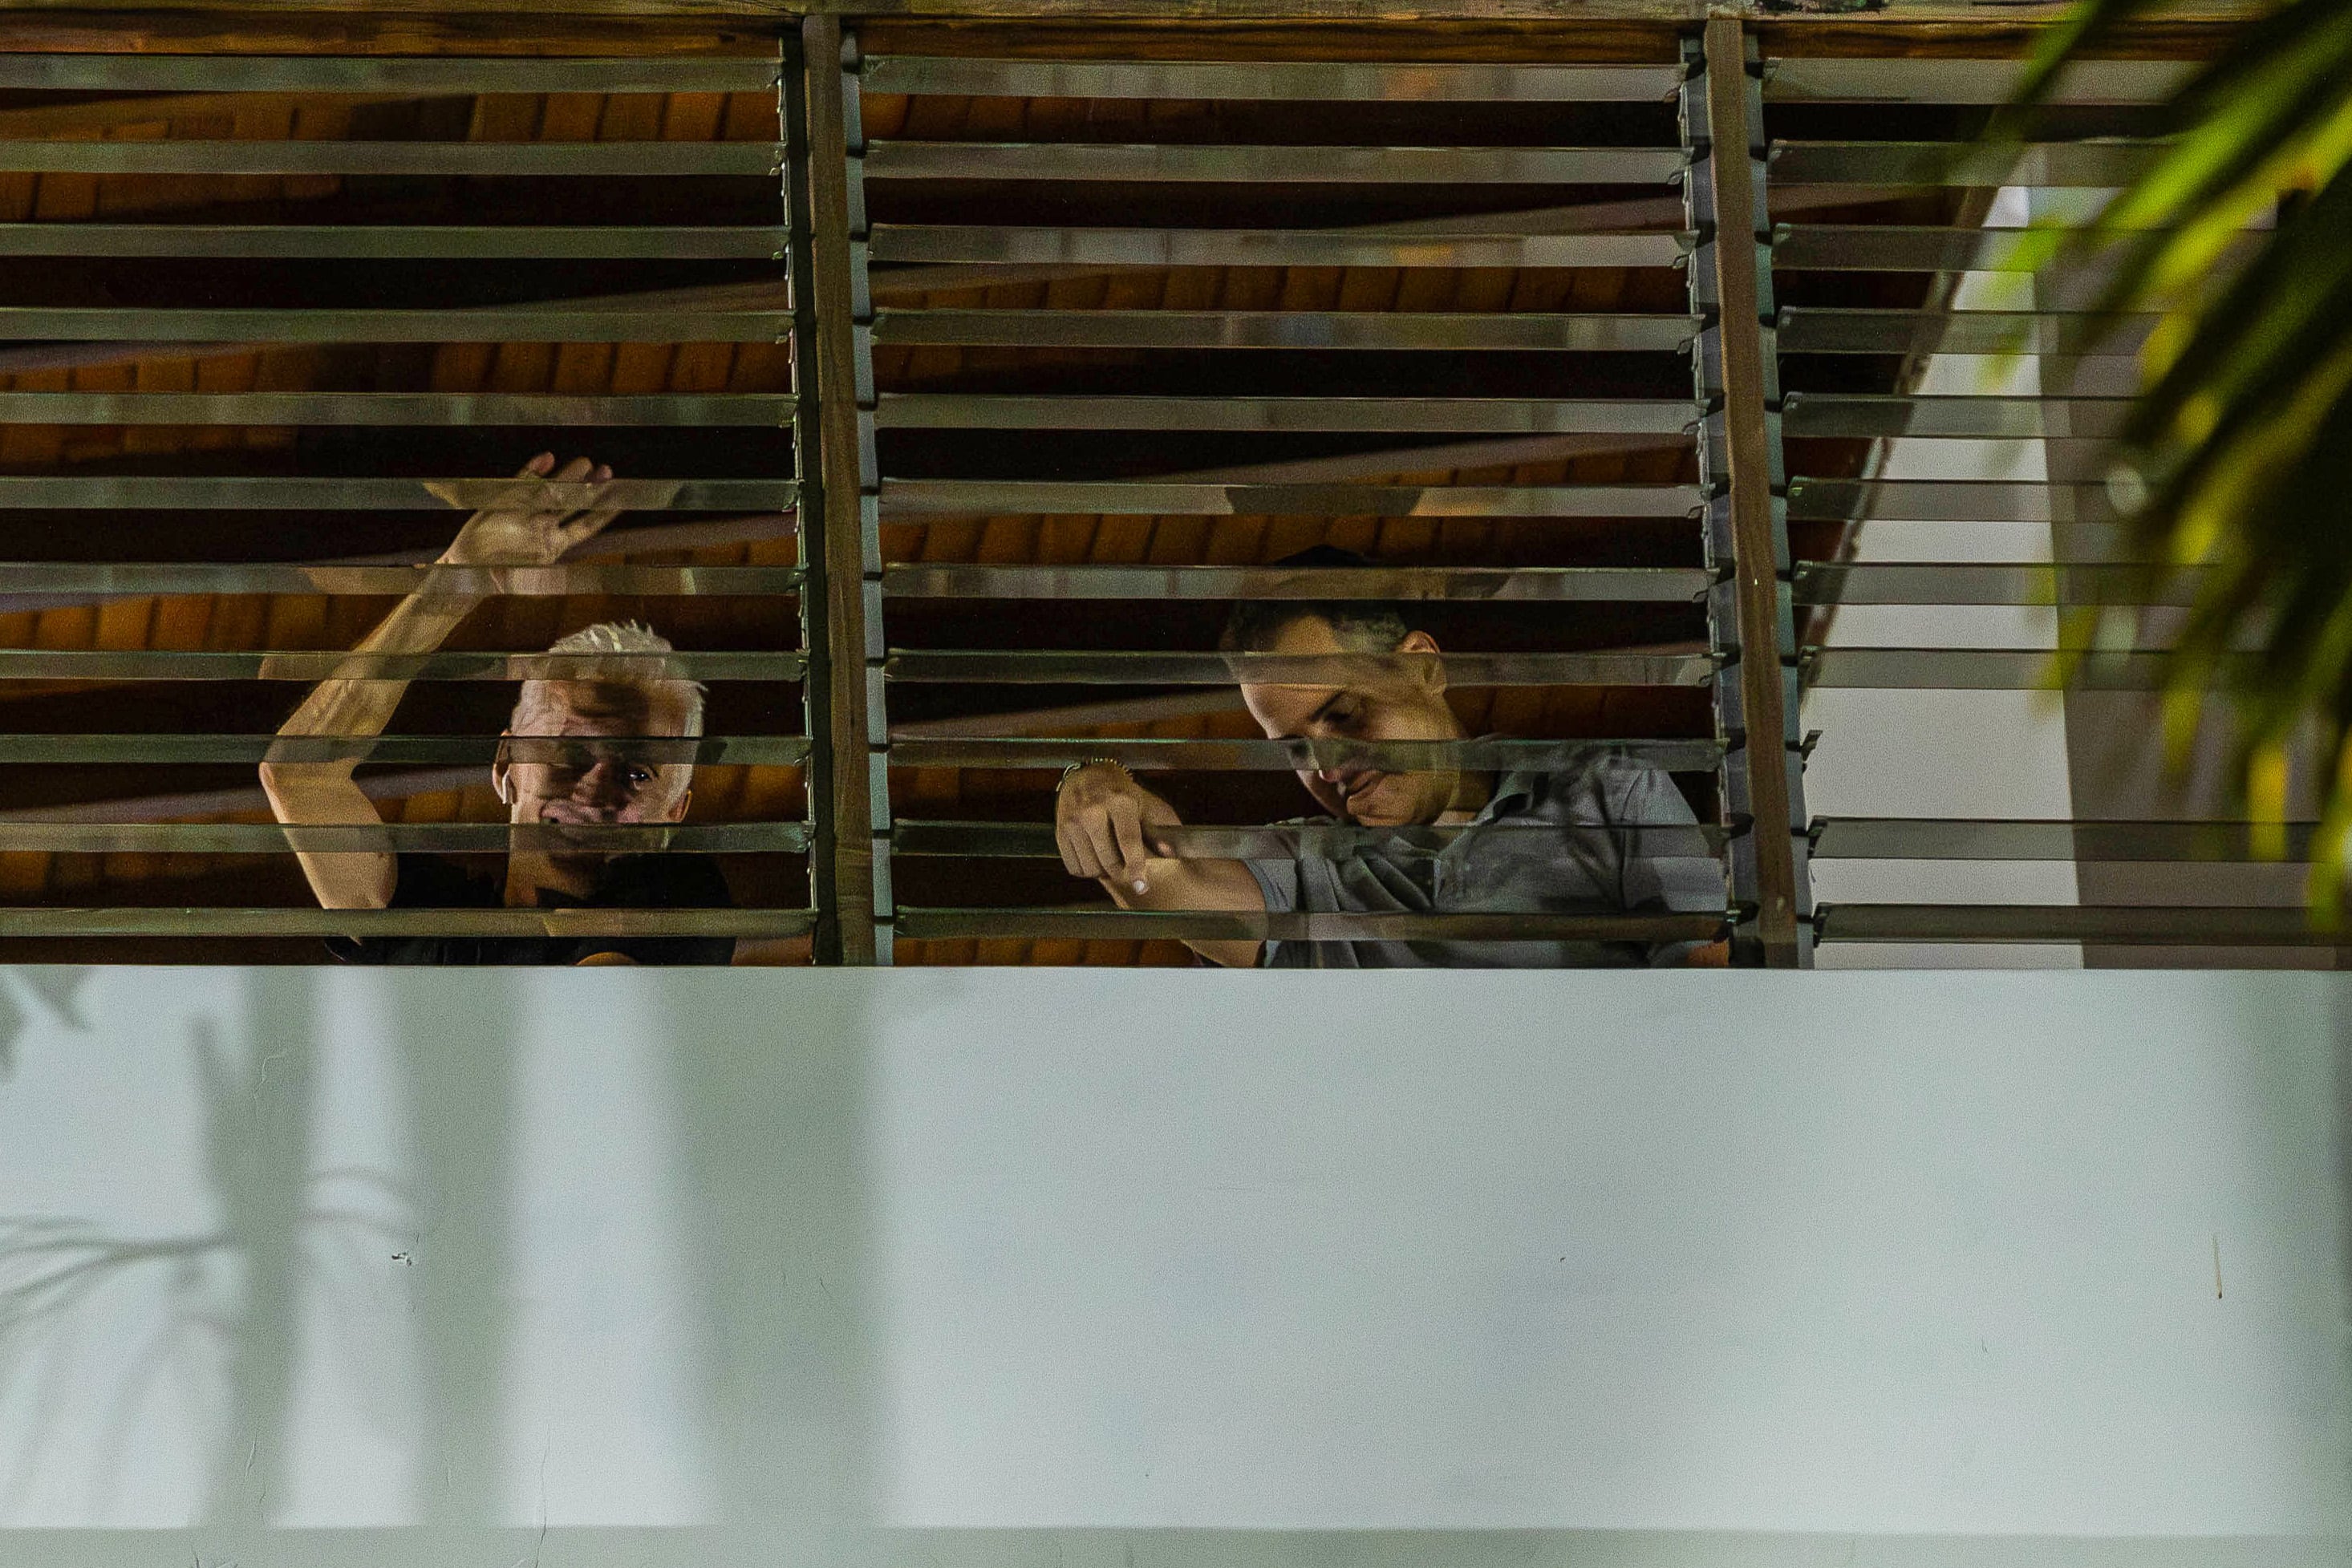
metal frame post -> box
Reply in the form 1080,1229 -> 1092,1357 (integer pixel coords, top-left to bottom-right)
1685,18 -> 1811,966
793,14 -> 880,963
837,23 -> 894,966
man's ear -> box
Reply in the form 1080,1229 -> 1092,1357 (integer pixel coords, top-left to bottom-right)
490,730 -> 514,807
1397,628 -> 1445,695
664,785 -> 693,824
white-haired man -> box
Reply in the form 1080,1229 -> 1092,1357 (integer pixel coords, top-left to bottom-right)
259,452 -> 733,965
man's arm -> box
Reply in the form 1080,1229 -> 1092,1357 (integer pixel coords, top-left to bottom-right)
1055,760 -> 1268,967
258,453 -> 624,910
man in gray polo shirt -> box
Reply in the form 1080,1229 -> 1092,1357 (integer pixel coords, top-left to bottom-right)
1053,553 -> 1728,968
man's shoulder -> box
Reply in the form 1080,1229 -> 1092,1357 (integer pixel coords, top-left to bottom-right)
1498,748 -> 1689,825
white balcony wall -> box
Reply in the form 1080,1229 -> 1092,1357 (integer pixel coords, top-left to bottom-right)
0,966 -> 2343,1567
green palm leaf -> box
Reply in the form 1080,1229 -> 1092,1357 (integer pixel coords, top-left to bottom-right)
2003,0 -> 2352,905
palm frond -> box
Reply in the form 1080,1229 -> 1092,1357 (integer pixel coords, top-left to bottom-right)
2005,0 -> 2352,901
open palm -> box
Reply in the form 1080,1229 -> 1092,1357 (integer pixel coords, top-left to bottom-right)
440,452 -> 626,567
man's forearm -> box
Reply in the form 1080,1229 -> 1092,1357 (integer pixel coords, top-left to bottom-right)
1101,855 -> 1267,968
1056,763 -> 1268,966
274,584 -> 485,749
260,581 -> 485,910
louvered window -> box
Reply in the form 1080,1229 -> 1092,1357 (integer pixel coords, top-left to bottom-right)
0,41 -> 815,962
834,19 -> 1790,966
1762,34 -> 2292,965
0,14 -> 2279,968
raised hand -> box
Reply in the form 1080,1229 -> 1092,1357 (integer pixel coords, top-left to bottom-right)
440,452 -> 625,568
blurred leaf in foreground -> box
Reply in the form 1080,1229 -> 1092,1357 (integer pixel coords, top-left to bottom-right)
1998,0 -> 2352,907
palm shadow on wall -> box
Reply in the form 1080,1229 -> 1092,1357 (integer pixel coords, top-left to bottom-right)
0,969 -> 400,1522
2,962 -> 886,1546
0,965 -> 532,1530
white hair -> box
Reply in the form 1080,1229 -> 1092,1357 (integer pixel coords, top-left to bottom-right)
516,619 -> 706,736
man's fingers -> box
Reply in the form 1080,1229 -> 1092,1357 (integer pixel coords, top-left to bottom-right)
528,458 -> 594,521
1055,824 -> 1085,878
1080,812 -> 1127,886
1105,796 -> 1151,890
464,456 -> 560,518
1069,816 -> 1112,881
1067,822 -> 1110,881
554,504 -> 626,553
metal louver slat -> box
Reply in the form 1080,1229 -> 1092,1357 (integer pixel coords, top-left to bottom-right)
0,393 -> 793,425
1772,225 -> 2250,273
0,909 -> 816,939
858,57 -> 1687,101
872,395 -> 1698,433
865,225 -> 1693,267
0,823 -> 812,853
1769,141 -> 2165,187
882,737 -> 1727,772
0,55 -> 782,92
0,564 -> 806,596
1782,395 -> 2131,439
0,735 -> 811,764
1762,57 -> 2194,104
0,650 -> 808,681
1815,906 -> 2350,946
0,477 -> 796,509
0,307 -> 790,341
1777,308 -> 2157,354
882,651 -> 1717,687
894,909 -> 1730,943
863,142 -> 1690,184
0,140 -> 781,175
874,481 -> 1706,518
1811,818 -> 2321,861
0,225 -> 793,258
892,820 -> 1734,857
881,565 -> 1713,602
868,310 -> 1698,351
1793,562 -> 2196,606
1803,650 -> 2173,689
1786,480 -> 2120,524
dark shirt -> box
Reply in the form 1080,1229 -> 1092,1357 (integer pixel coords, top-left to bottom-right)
330,852 -> 736,966
1242,748 -> 1724,969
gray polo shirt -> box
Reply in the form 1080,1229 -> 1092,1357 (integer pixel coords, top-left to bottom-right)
1243,747 -> 1724,968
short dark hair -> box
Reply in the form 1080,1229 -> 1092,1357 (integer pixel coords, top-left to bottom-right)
1219,545 -> 1414,654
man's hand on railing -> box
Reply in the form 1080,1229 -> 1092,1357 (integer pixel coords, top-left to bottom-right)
1055,760 -> 1181,894
1054,759 -> 1268,967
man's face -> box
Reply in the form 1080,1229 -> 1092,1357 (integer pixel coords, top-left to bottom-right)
493,681 -> 695,860
1238,615 -> 1462,828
